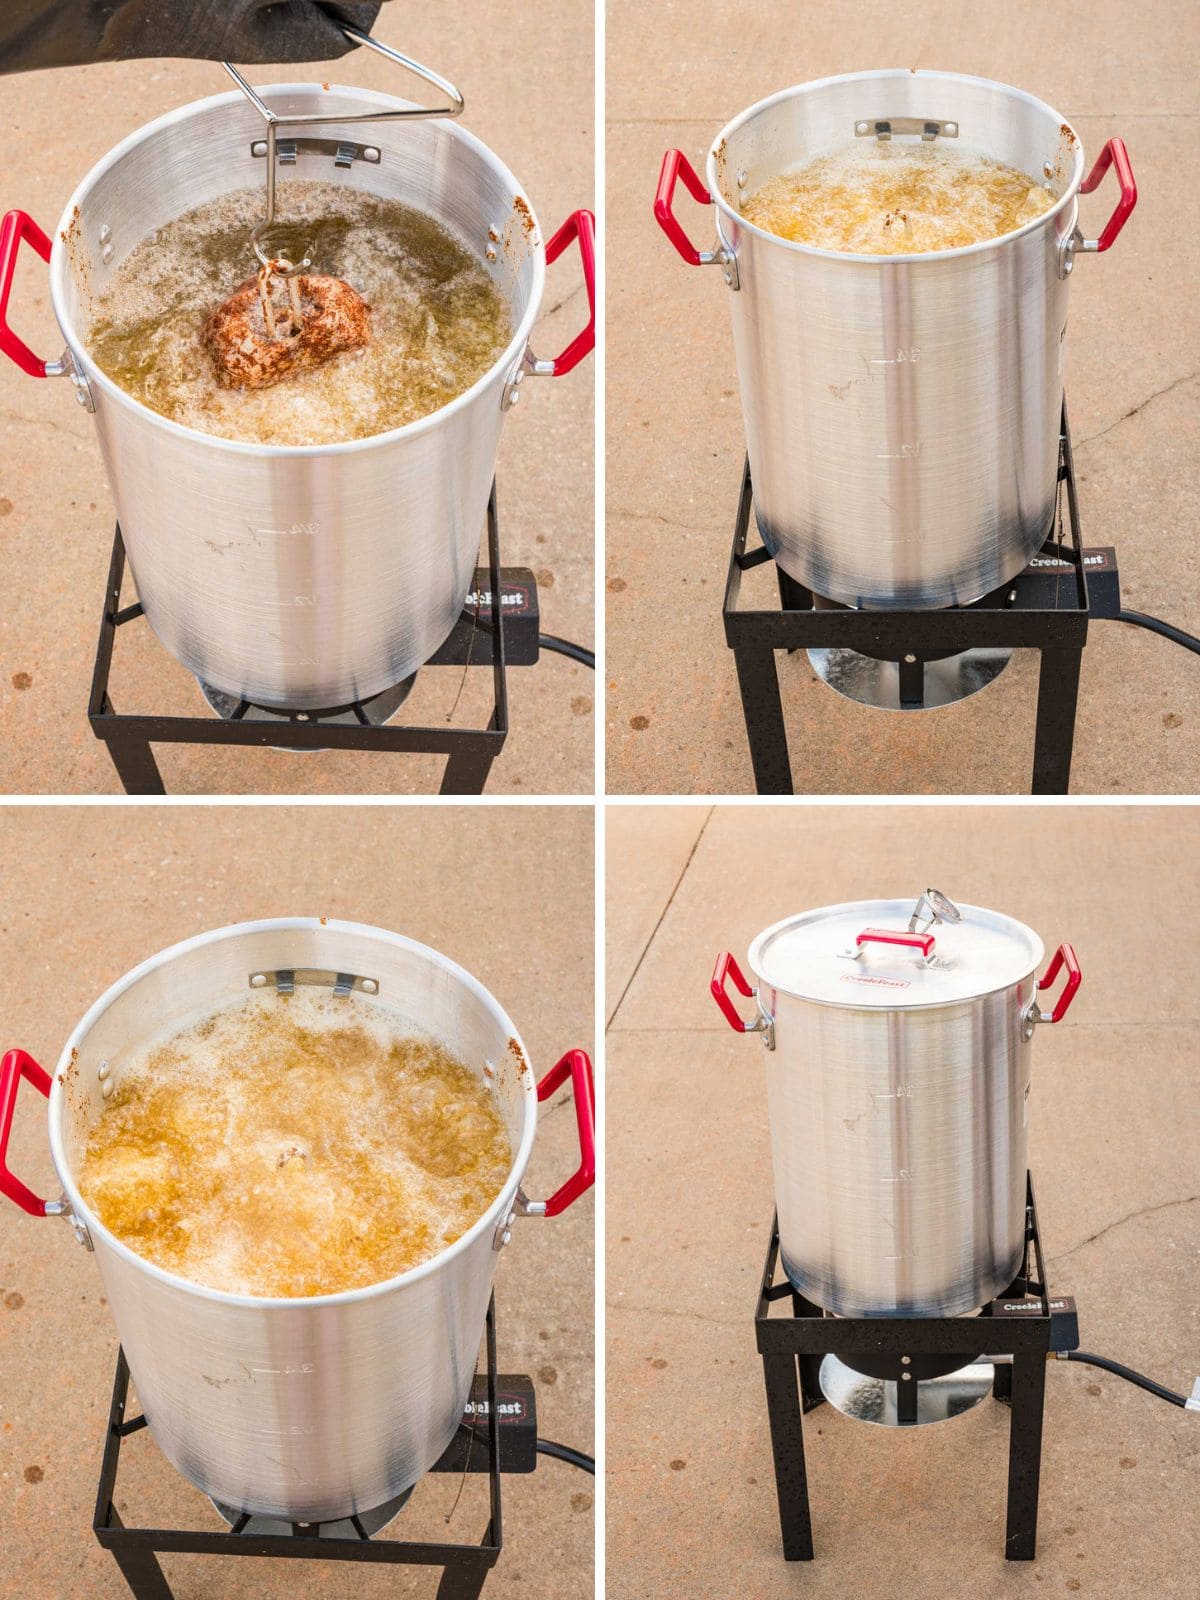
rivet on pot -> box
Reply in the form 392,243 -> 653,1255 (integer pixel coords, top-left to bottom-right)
101,244 -> 114,264
486,246 -> 497,262
856,121 -> 869,135
901,1371 -> 912,1381
250,973 -> 268,988
361,147 -> 381,164
904,653 -> 917,664
97,1061 -> 110,1081
737,168 -> 747,187
1043,161 -> 1054,178
484,1060 -> 496,1078
487,225 -> 500,242
901,1355 -> 911,1365
101,1079 -> 115,1099
360,978 -> 379,995
98,225 -> 111,244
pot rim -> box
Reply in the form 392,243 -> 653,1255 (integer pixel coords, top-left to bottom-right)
47,916 -> 538,1308
747,898 -> 1046,1012
49,82 -> 547,457
706,68 -> 1085,266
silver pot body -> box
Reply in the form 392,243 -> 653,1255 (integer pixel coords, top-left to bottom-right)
47,919 -> 539,1520
50,87 -> 548,709
747,902 -> 1046,1317
706,71 -> 1085,608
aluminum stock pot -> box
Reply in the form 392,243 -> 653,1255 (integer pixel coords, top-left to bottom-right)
0,918 -> 595,1521
0,47 -> 595,710
712,890 -> 1079,1318
655,70 -> 1136,609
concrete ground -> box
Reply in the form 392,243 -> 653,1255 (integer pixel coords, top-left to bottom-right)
606,804 -> 1200,1597
0,2 -> 594,796
0,804 -> 594,1598
606,1 -> 1200,794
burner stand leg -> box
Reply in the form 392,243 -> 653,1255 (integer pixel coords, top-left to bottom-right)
434,1553 -> 494,1600
1003,1350 -> 1048,1560
761,1350 -> 814,1560
733,645 -> 794,795
101,732 -> 166,797
440,742 -> 498,796
106,1517 -> 175,1600
1031,645 -> 1081,795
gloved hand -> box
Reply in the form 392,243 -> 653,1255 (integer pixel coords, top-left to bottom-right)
1,1 -> 384,74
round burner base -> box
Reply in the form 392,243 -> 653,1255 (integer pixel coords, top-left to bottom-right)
818,1353 -> 995,1427
196,674 -> 418,752
807,646 -> 1012,711
210,1484 -> 414,1538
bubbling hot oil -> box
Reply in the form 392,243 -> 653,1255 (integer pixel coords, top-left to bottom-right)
740,142 -> 1055,254
86,181 -> 512,445
77,989 -> 513,1298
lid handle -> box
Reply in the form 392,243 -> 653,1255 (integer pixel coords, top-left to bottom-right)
855,928 -> 935,959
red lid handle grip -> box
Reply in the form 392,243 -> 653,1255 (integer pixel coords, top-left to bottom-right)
654,149 -> 713,265
1038,943 -> 1081,1023
535,1049 -> 595,1217
0,1048 -> 53,1216
711,950 -> 761,1031
1078,138 -> 1137,252
542,208 -> 596,376
856,928 -> 936,957
0,211 -> 54,377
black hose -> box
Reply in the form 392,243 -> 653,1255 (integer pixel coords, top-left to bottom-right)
536,1438 -> 596,1474
1114,610 -> 1200,658
538,634 -> 595,670
1061,1349 -> 1190,1408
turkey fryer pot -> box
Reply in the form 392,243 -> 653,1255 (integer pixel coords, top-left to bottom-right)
655,69 -> 1136,610
713,890 -> 1080,1318
0,918 -> 596,1521
0,40 -> 595,710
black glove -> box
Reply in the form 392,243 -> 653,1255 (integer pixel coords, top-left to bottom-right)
1,1 -> 384,74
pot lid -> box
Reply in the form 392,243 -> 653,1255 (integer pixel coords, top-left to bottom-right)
748,889 -> 1044,1010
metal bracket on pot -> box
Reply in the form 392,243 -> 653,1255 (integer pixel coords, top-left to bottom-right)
492,1188 -> 545,1251
249,136 -> 384,168
248,967 -> 380,997
44,346 -> 94,412
45,1193 -> 93,1250
854,117 -> 959,142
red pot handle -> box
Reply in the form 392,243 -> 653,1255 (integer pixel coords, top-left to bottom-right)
856,928 -> 936,958
1037,943 -> 1081,1023
711,950 -> 761,1032
1078,138 -> 1137,252
654,148 -> 713,264
535,1048 -> 595,1217
0,1048 -> 54,1216
0,210 -> 54,377
541,209 -> 596,376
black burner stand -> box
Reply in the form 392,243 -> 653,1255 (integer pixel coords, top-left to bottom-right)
94,1297 -> 531,1600
755,1173 -> 1080,1562
89,483 -> 535,796
723,408 -> 1112,795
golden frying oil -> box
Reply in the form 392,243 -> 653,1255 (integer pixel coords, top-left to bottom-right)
77,989 -> 512,1297
87,181 -> 512,445
740,143 -> 1055,254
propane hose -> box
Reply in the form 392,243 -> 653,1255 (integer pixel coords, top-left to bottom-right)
536,1438 -> 596,1474
538,634 -> 596,670
1056,1349 -> 1200,1411
1114,609 -> 1200,658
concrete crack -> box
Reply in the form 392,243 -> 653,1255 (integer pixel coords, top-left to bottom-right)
607,1298 -> 741,1331
606,807 -> 713,1028
1048,1193 -> 1200,1265
1074,368 -> 1200,450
